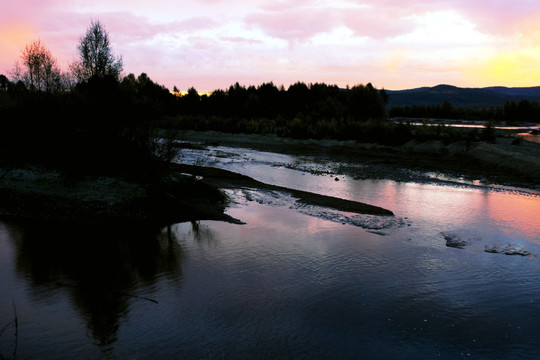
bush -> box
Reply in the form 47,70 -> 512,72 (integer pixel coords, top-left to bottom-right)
481,122 -> 497,143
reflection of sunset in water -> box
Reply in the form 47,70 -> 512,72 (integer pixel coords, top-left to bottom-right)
2,178 -> 540,358
3,145 -> 537,359
346,179 -> 486,223
360,181 -> 539,244
517,133 -> 540,144
483,193 -> 540,243
198,145 -> 540,246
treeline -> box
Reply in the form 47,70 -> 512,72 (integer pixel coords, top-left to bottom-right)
1,71 -> 390,145
172,82 -> 389,139
170,85 -> 496,144
169,84 -> 499,144
390,100 -> 540,123
0,73 -> 178,174
1,19 -> 510,174
3,68 -> 392,160
0,21 -> 177,176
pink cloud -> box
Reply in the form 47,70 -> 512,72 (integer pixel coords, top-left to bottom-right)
65,13 -> 219,42
219,36 -> 263,45
458,1 -> 540,35
3,0 -> 540,91
0,7 -> 223,76
374,0 -> 540,35
245,4 -> 417,42
259,0 -> 316,12
342,9 -> 415,39
246,9 -> 338,41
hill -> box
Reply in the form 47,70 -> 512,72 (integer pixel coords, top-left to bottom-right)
386,84 -> 540,108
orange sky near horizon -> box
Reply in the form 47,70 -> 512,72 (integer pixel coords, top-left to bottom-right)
2,1 -> 540,92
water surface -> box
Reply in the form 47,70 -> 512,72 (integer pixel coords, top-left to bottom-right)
1,147 -> 539,359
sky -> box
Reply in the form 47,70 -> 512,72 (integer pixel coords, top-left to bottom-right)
2,0 -> 540,92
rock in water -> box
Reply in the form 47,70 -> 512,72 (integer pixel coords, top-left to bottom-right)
442,232 -> 470,249
484,243 -> 531,256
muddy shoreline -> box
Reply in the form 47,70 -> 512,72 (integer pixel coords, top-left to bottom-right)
177,130 -> 540,192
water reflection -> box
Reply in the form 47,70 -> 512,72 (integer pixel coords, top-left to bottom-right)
5,219 -> 185,348
188,220 -> 218,245
517,133 -> 540,144
3,143 -> 540,359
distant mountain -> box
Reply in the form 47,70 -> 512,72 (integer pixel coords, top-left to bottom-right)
483,86 -> 540,97
386,84 -> 540,108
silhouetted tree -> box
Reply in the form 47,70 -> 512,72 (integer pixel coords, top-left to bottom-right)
0,74 -> 8,91
379,88 -> 389,106
120,72 -> 175,115
256,82 -> 281,118
70,20 -> 123,83
182,87 -> 200,113
284,82 -> 310,117
347,83 -> 386,122
9,40 -> 66,92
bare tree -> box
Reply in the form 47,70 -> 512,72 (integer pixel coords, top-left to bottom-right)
10,39 -> 65,92
70,20 -> 123,83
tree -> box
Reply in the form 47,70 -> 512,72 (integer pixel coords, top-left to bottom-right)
70,20 -> 123,83
0,74 -> 8,91
183,87 -> 200,113
10,40 -> 65,92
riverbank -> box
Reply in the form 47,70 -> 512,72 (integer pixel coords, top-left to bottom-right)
177,130 -> 540,191
0,165 -> 236,226
2,129 -> 538,226
0,161 -> 393,227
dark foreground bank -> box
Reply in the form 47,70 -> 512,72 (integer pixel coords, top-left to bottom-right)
0,166 -> 236,226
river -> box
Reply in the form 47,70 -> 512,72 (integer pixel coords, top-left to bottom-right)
1,145 -> 539,359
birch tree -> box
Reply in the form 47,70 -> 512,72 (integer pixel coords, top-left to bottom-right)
70,20 -> 123,83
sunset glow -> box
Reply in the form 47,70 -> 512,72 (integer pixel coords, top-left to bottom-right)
1,0 -> 540,91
